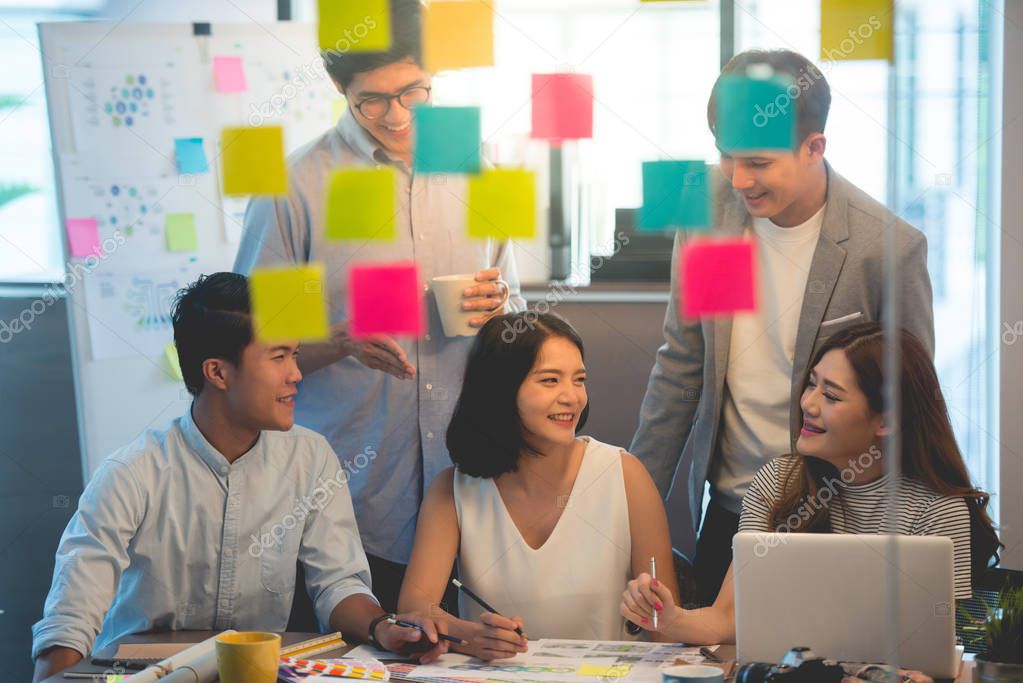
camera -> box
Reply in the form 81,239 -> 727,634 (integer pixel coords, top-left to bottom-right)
735,647 -> 845,683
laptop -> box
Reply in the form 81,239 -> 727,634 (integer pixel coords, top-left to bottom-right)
732,532 -> 958,678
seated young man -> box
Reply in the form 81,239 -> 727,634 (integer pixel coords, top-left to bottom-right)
32,273 -> 447,681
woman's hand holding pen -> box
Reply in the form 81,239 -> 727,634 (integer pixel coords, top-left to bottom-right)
467,612 -> 528,661
620,572 -> 680,633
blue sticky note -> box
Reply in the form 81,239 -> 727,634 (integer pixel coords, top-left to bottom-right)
175,137 -> 209,173
639,160 -> 711,231
714,74 -> 796,153
413,106 -> 481,174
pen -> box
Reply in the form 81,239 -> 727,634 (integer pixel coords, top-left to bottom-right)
387,617 -> 468,645
62,674 -> 125,681
699,646 -> 722,663
451,578 -> 525,637
650,556 -> 658,630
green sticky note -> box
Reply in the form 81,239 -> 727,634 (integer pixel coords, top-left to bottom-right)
165,213 -> 198,252
221,126 -> 288,196
164,343 -> 183,381
249,264 -> 330,342
318,0 -> 391,53
413,106 -> 482,174
639,160 -> 711,231
714,73 -> 796,153
467,169 -> 536,239
326,167 -> 397,241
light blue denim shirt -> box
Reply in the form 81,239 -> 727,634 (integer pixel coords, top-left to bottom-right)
234,111 -> 526,563
31,408 -> 375,659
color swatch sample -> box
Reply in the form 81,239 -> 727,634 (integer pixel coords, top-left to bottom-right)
423,0 -> 495,72
326,167 -> 397,241
213,56 -> 248,93
174,137 -> 209,174
714,73 -> 796,153
640,160 -> 711,231
164,213 -> 198,252
467,169 -> 536,239
531,73 -> 594,141
65,218 -> 101,259
318,0 -> 392,53
681,239 -> 757,318
249,264 -> 330,342
413,106 -> 482,174
220,126 -> 288,196
348,262 -> 425,338
820,0 -> 894,62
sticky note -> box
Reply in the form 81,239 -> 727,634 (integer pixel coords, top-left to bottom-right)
820,0 -> 894,62
640,160 -> 711,231
424,1 -> 495,72
165,213 -> 198,252
332,98 -> 347,122
531,73 -> 594,142
164,343 -> 183,381
681,239 -> 757,318
221,126 -> 289,196
326,167 -> 397,241
467,169 -> 536,239
65,218 -> 101,259
348,262 -> 425,338
578,665 -> 632,678
213,56 -> 247,93
318,0 -> 391,53
413,106 -> 481,174
174,137 -> 208,174
714,73 -> 796,153
249,264 -> 330,342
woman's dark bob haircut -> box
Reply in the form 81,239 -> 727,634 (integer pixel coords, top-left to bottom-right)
446,311 -> 589,478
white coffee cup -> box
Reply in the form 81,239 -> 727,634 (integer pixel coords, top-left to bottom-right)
431,273 -> 510,337
662,664 -> 724,683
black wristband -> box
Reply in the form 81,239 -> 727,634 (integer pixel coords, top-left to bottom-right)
368,612 -> 394,647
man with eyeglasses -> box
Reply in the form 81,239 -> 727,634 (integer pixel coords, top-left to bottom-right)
234,0 -> 525,612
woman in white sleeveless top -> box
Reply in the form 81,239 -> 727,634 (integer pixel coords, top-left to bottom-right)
399,312 -> 678,660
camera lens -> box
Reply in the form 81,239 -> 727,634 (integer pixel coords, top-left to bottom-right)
734,662 -> 776,683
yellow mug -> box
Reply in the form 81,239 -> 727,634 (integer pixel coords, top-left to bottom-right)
215,631 -> 281,683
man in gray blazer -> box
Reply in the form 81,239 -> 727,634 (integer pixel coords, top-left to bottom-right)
631,49 -> 934,606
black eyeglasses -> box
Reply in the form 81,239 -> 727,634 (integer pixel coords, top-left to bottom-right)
354,85 -> 432,120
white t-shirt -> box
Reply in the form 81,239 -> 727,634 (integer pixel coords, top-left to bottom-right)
710,205 -> 826,512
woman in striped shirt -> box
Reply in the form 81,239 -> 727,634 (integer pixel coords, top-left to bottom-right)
620,322 -> 1001,644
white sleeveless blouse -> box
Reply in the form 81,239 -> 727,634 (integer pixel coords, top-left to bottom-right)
453,437 -> 636,640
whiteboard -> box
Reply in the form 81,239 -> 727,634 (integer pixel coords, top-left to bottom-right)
40,21 -> 342,477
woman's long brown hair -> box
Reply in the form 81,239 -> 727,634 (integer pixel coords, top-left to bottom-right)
769,322 -> 1001,579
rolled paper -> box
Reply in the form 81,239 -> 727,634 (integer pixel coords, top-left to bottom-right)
123,630 -> 236,683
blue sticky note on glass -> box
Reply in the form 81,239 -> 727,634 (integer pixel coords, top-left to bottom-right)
413,106 -> 481,174
640,160 -> 711,231
175,137 -> 209,173
714,74 -> 796,153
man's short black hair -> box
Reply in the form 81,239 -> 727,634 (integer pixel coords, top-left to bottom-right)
446,311 -> 590,478
707,49 -> 832,148
171,272 -> 253,397
322,0 -> 424,91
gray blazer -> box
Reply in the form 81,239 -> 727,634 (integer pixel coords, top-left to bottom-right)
630,162 -> 935,557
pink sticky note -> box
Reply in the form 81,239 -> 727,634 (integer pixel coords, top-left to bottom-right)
348,262 -> 425,338
65,218 -> 101,259
531,73 -> 594,142
213,56 -> 248,93
681,239 -> 757,318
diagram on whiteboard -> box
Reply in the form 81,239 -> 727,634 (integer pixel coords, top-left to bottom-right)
102,72 -> 157,128
83,268 -> 193,361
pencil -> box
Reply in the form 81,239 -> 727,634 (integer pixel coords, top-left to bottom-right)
451,578 -> 525,637
650,556 -> 658,629
387,617 -> 469,645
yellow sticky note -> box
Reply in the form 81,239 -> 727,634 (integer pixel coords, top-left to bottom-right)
326,167 -> 397,241
221,126 -> 288,196
164,343 -> 184,381
820,0 -> 893,62
249,264 -> 330,342
332,97 -> 347,122
424,1 -> 495,73
318,0 -> 391,53
578,665 -> 632,678
467,169 -> 536,239
165,213 -> 198,252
